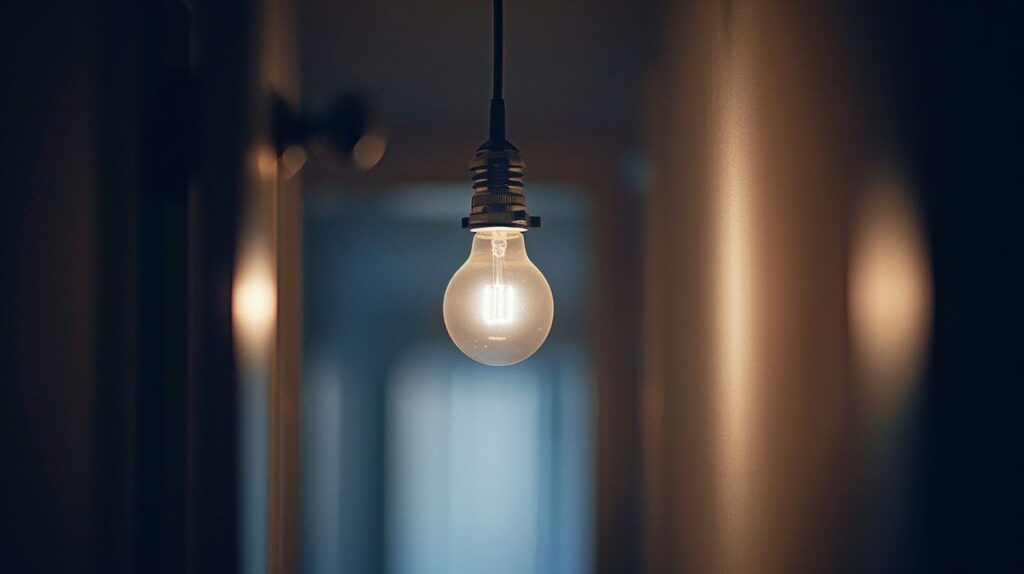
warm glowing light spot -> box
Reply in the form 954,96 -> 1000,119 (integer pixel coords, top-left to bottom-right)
711,11 -> 757,571
352,133 -> 387,171
849,171 -> 932,418
233,253 -> 277,357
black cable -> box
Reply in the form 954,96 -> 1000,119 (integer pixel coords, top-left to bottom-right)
493,0 -> 502,99
488,0 -> 506,143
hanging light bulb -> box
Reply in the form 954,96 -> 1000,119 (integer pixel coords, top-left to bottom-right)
443,0 -> 553,366
444,228 -> 552,366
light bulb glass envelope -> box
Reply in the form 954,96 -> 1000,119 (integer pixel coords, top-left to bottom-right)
443,228 -> 553,366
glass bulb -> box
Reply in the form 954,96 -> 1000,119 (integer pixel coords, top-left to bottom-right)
443,228 -> 553,366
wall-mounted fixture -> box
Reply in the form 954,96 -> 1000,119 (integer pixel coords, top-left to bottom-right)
273,91 -> 386,171
442,0 -> 553,366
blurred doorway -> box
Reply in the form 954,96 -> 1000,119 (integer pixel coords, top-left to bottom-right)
302,184 -> 594,574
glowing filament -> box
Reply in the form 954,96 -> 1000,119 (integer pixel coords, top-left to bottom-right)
483,283 -> 515,325
482,231 -> 514,326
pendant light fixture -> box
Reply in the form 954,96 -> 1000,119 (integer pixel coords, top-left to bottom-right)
443,0 -> 553,366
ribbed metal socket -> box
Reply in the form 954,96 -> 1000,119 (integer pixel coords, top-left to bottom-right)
461,143 -> 541,230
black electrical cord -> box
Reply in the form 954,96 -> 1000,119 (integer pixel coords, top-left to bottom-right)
489,0 -> 506,143
493,0 -> 503,99
464,0 -> 538,231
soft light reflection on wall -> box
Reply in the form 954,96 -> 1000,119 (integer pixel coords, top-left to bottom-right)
233,248 -> 278,361
235,148 -> 280,367
645,1 -> 859,571
850,171 -> 932,420
238,145 -> 282,574
711,9 -> 757,570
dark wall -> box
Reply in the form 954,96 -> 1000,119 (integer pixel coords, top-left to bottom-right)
908,2 -> 1024,571
1,0 -> 255,571
1,1 -> 137,571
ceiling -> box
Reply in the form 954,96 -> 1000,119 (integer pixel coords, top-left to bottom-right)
300,0 -> 657,142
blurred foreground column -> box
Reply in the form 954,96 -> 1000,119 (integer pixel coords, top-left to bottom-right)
642,1 -> 861,572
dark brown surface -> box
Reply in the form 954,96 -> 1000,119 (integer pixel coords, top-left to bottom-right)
1,0 -> 300,571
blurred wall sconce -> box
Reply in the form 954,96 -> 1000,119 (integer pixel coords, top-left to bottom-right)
273,91 -> 386,172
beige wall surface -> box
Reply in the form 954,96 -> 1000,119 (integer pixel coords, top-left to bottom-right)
641,2 -> 893,572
